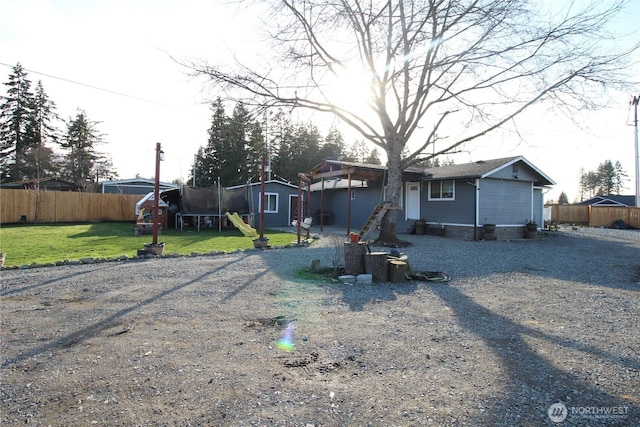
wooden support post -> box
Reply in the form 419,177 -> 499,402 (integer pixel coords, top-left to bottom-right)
388,260 -> 408,283
365,251 -> 389,282
344,242 -> 367,275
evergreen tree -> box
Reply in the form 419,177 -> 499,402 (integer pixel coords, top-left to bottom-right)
0,63 -> 37,181
364,148 -> 382,165
59,109 -> 106,189
226,102 -> 252,186
578,160 -> 628,198
192,99 -> 228,187
343,139 -> 382,165
21,80 -> 61,180
613,161 -> 628,194
596,160 -> 616,196
245,120 -> 267,182
319,128 -> 346,161
31,81 -> 59,147
558,192 -> 569,205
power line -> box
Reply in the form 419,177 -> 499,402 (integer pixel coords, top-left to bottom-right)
0,61 -> 206,114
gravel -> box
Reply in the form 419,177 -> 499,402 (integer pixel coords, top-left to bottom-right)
1,225 -> 639,426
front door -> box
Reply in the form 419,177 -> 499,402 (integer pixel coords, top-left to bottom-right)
405,182 -> 420,220
289,194 -> 304,224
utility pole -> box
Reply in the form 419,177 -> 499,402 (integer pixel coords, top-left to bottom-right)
632,95 -> 640,208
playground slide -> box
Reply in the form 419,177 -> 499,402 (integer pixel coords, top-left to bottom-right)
225,212 -> 258,237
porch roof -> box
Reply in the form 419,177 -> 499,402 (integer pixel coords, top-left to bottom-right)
307,160 -> 422,182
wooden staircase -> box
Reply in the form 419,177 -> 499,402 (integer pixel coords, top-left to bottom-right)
359,202 -> 392,241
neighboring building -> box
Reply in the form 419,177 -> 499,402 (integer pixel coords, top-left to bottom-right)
308,156 -> 555,239
101,178 -> 178,195
226,180 -> 300,227
0,178 -> 82,191
577,195 -> 636,207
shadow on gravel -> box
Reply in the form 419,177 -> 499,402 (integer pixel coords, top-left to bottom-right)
0,263 -> 121,297
1,257 -> 245,369
424,281 -> 638,425
340,281 -> 418,311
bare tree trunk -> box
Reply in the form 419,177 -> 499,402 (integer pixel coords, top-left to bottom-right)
376,141 -> 404,244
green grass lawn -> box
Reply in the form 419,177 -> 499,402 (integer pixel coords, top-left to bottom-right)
0,223 -> 303,266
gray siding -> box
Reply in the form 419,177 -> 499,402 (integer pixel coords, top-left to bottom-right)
420,179 -> 476,225
248,182 -> 299,227
479,179 -> 532,225
311,183 -> 382,231
487,161 -> 538,182
533,188 -> 544,226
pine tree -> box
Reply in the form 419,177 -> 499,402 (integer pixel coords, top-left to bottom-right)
194,99 -> 228,187
613,161 -> 627,194
364,148 -> 382,165
245,120 -> 267,183
22,80 -> 60,180
59,109 -> 105,189
226,102 -> 252,186
0,63 -> 37,181
558,192 -> 569,205
596,160 -> 616,195
319,128 -> 346,161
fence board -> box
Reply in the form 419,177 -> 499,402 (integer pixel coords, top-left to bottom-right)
552,205 -> 589,224
551,204 -> 640,229
1,189 -> 141,223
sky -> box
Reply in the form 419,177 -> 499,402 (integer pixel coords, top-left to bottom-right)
1,0 -> 639,203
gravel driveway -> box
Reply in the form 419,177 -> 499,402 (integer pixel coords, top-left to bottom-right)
1,226 -> 639,426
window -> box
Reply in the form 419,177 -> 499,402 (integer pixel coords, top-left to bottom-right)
429,180 -> 455,200
261,193 -> 278,213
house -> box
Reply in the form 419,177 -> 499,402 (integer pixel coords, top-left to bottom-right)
307,156 -> 555,239
577,195 -> 636,207
225,180 -> 300,227
101,178 -> 178,195
0,178 -> 81,191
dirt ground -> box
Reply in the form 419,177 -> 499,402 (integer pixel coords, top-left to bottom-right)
1,228 -> 639,426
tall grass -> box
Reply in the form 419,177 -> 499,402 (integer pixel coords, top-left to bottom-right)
0,223 -> 300,266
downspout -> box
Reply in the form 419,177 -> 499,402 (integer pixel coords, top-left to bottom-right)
347,173 -> 352,235
466,179 -> 479,241
320,178 -> 325,232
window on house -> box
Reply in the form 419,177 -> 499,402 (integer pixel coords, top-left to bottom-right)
429,180 -> 455,200
261,193 -> 278,213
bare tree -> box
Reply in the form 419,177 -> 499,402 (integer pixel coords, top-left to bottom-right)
186,0 -> 638,243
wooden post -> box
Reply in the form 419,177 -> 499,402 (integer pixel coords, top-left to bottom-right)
344,242 -> 367,275
388,260 -> 407,283
365,251 -> 389,282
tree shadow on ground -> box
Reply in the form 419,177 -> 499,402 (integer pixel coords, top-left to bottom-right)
423,281 -> 638,425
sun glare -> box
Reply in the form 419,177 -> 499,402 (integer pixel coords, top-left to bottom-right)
326,66 -> 375,116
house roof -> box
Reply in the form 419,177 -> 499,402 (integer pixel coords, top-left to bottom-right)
308,160 -> 389,181
421,156 -> 556,186
307,156 -> 555,186
307,160 -> 422,182
577,195 -> 636,206
225,179 -> 298,190
101,178 -> 178,188
0,178 -> 81,191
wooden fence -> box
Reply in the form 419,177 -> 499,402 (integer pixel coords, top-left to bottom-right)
1,189 -> 141,223
550,204 -> 640,229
